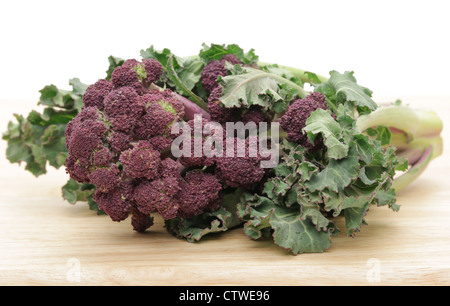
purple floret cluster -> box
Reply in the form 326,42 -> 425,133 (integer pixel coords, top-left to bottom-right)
200,54 -> 241,94
65,57 -> 228,232
280,92 -> 330,150
66,52 -> 306,233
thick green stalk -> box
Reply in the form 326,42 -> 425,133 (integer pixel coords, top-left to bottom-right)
356,105 -> 443,192
392,145 -> 434,191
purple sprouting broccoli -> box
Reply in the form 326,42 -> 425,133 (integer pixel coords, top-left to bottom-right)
176,116 -> 217,168
175,171 -> 223,219
111,58 -> 163,93
65,106 -> 107,148
93,187 -> 131,222
241,106 -> 268,125
130,206 -> 154,233
132,158 -> 183,220
65,156 -> 91,183
64,55 -> 243,232
220,54 -> 241,65
280,92 -> 330,150
119,141 -> 161,180
122,58 -> 164,87
134,88 -> 185,152
133,176 -> 181,220
88,165 -> 121,193
200,54 -> 241,93
159,158 -> 183,178
111,64 -> 139,87
207,87 -> 238,124
215,136 -> 266,189
82,79 -> 113,109
201,61 -> 226,94
64,107 -> 107,174
103,87 -> 144,133
92,147 -> 113,167
141,58 -> 164,86
108,131 -> 132,154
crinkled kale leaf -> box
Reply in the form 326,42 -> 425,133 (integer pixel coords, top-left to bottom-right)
236,70 -> 408,253
2,78 -> 86,176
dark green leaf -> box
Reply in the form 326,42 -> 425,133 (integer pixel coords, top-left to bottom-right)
306,145 -> 360,192
166,190 -> 243,242
316,70 -> 377,111
270,205 -> 332,254
304,109 -> 349,159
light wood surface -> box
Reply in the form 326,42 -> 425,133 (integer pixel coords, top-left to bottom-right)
1,96 -> 449,286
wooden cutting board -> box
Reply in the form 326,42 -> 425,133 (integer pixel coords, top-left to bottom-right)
1,96 -> 449,286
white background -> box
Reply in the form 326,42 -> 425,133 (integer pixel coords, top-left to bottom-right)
0,0 -> 449,100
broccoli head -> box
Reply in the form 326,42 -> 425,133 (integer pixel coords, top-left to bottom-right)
82,79 -> 113,109
241,106 -> 268,125
280,92 -> 329,149
103,87 -> 144,133
93,187 -> 131,222
134,88 -> 185,151
215,136 -> 266,189
130,206 -> 154,233
88,165 -> 121,193
65,56 -> 192,230
176,116 -> 217,168
176,171 -> 223,219
64,55 -> 248,231
119,141 -> 161,180
133,176 -> 181,220
108,131 -> 132,154
207,87 -> 238,124
200,54 -> 241,93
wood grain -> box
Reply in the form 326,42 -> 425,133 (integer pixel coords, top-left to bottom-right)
0,96 -> 449,286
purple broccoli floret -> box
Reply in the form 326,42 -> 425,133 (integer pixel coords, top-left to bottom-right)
142,58 -> 163,86
220,54 -> 241,65
159,158 -> 183,178
130,206 -> 154,233
88,165 -> 121,193
215,136 -> 266,189
65,107 -> 106,147
133,176 -> 181,220
242,106 -> 268,125
201,60 -> 227,94
64,107 -> 110,183
66,132 -> 103,168
82,79 -> 113,109
177,116 -> 217,168
108,131 -> 132,154
134,88 -> 185,140
92,147 -> 113,167
200,54 -> 241,94
112,58 -> 163,92
280,92 -> 329,149
93,187 -> 131,222
207,87 -> 238,124
175,171 -> 222,219
119,141 -> 161,180
65,156 -> 91,183
110,65 -> 141,90
103,87 -> 144,133
146,136 -> 173,152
